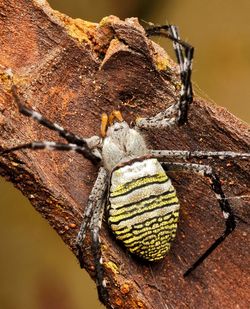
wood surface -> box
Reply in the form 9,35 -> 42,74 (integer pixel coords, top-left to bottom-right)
0,1 -> 249,308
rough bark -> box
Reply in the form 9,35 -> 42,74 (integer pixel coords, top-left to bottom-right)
0,1 -> 249,308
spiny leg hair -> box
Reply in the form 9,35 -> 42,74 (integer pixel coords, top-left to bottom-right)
136,24 -> 194,129
161,162 -> 236,277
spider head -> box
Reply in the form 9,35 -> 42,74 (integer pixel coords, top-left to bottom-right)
101,111 -> 148,171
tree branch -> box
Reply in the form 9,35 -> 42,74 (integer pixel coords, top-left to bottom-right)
0,1 -> 249,308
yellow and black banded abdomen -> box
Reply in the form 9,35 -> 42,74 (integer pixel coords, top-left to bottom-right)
108,158 -> 180,261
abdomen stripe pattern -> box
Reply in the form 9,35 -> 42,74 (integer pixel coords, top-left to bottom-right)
108,158 -> 180,261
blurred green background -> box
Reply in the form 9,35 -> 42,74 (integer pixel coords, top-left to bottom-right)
1,1 -> 249,309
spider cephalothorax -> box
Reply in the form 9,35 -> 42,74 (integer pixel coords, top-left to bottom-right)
2,24 -> 249,306
101,111 -> 148,169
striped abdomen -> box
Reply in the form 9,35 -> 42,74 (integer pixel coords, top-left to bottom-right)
108,158 -> 180,261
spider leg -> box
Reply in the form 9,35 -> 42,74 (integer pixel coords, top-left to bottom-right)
161,162 -> 236,276
169,25 -> 193,124
11,85 -> 101,149
151,149 -> 250,160
89,181 -> 109,304
136,24 -> 194,129
3,86 -> 101,163
76,167 -> 108,268
1,140 -> 100,164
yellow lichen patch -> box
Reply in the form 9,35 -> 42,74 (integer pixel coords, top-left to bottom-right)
120,283 -> 130,295
99,16 -> 111,27
0,72 -> 11,84
136,300 -> 145,308
102,243 -> 108,251
99,15 -> 120,28
174,81 -> 182,91
52,202 -> 65,212
115,297 -> 123,306
104,261 -> 119,274
0,68 -> 14,90
65,18 -> 97,44
47,6 -> 97,45
10,161 -> 19,167
154,53 -> 169,71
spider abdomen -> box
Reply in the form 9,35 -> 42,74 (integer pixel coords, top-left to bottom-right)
108,158 -> 180,261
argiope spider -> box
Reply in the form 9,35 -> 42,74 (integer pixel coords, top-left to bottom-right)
2,24 -> 249,305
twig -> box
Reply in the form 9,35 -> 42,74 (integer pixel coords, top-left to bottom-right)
0,1 -> 249,308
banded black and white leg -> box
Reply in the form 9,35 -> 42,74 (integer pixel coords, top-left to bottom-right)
151,149 -> 250,160
1,140 -> 101,163
136,24 -> 194,129
3,86 -> 101,163
76,167 -> 108,265
76,167 -> 109,302
160,161 -> 236,276
169,25 -> 193,125
90,174 -> 109,303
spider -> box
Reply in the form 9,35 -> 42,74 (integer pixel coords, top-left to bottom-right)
2,24 -> 249,305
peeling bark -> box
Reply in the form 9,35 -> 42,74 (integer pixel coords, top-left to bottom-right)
0,1 -> 249,308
